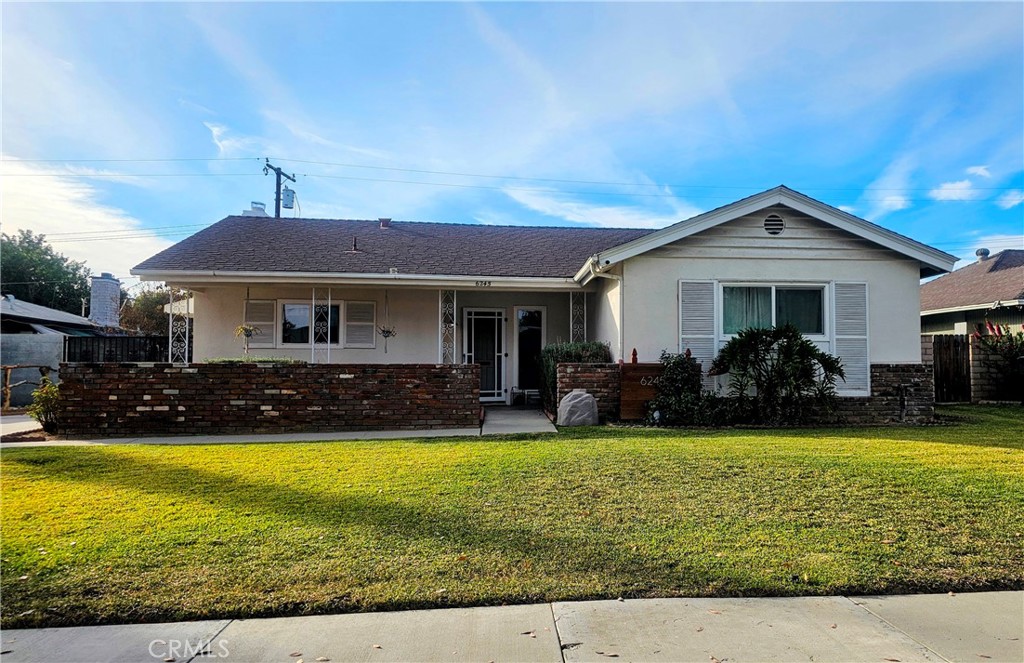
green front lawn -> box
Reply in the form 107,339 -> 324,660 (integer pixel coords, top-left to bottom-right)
2,405 -> 1022,628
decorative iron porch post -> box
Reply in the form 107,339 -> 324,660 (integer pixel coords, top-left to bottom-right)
439,289 -> 457,363
168,288 -> 191,364
311,287 -> 332,364
570,291 -> 587,343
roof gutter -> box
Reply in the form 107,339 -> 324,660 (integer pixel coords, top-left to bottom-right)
921,299 -> 1024,317
130,269 -> 584,291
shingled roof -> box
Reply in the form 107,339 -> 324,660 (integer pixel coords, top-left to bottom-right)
920,249 -> 1024,313
133,216 -> 655,279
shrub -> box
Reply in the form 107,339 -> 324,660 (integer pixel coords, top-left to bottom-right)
27,377 -> 61,433
708,324 -> 845,425
539,341 -> 612,411
206,357 -> 306,364
974,322 -> 1024,402
647,351 -> 740,427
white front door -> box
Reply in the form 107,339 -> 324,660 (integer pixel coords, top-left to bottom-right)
464,308 -> 507,402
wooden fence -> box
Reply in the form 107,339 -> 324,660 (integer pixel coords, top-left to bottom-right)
932,334 -> 971,403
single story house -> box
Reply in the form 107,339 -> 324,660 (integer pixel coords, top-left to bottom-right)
921,248 -> 1024,335
132,186 -> 956,402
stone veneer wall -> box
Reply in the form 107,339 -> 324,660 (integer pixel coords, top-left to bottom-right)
557,362 -> 935,425
969,336 -> 1003,402
58,363 -> 480,437
835,364 -> 935,424
920,335 -> 934,365
556,363 -> 621,422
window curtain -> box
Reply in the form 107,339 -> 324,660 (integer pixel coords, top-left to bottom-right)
776,288 -> 823,334
723,286 -> 771,333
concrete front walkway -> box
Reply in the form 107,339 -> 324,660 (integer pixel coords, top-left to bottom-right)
0,408 -> 555,448
1,592 -> 1020,663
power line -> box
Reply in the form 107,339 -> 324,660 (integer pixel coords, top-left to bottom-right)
41,223 -> 211,238
1,154 -> 1015,192
1,172 -> 261,178
1,157 -> 259,163
280,157 -> 1014,192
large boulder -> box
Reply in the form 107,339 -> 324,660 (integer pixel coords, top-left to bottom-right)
557,389 -> 599,426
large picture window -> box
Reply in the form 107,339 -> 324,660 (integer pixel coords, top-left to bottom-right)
722,285 -> 824,335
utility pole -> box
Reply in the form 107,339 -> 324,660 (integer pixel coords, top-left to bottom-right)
263,158 -> 296,218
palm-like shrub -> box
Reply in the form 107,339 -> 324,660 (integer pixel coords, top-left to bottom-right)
708,324 -> 845,425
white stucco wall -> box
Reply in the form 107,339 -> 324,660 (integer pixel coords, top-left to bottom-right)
191,285 -> 584,400
588,268 -> 623,361
622,254 -> 922,364
192,285 -> 440,363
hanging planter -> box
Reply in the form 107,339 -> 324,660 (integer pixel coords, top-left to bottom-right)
376,290 -> 397,353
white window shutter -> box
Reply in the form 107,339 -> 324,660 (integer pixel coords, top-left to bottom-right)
345,301 -> 376,348
244,300 -> 276,346
833,282 -> 869,395
679,280 -> 717,389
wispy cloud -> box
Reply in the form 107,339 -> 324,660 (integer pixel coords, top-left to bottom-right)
204,122 -> 264,157
504,188 -> 699,229
996,190 -> 1024,209
0,158 -> 174,279
966,165 -> 991,178
929,179 -> 979,201
178,98 -> 216,115
863,155 -> 915,221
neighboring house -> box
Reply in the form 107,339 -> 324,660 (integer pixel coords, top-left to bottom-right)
0,295 -> 101,336
0,295 -> 101,406
132,186 -> 956,402
920,248 -> 1024,335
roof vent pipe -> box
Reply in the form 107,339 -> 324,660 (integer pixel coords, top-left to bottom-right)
976,248 -> 991,261
379,218 -> 391,229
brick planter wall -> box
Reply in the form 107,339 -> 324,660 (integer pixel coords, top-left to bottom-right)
835,364 -> 935,424
57,363 -> 480,437
556,362 -> 935,425
556,363 -> 621,422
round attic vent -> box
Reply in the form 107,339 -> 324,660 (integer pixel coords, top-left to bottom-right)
764,213 -> 785,235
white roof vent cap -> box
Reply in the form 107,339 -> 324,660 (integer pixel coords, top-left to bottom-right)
976,248 -> 991,261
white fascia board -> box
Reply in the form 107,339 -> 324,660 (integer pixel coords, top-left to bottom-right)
130,269 -> 583,291
921,300 -> 1024,316
777,193 -> 958,273
590,187 -> 958,276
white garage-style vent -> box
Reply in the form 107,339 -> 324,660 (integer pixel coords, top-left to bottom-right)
763,213 -> 785,235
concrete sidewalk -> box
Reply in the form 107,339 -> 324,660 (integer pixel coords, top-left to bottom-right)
2,592 -> 1020,663
0,408 -> 556,448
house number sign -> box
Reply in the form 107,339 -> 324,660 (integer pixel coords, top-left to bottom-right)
475,281 -> 493,287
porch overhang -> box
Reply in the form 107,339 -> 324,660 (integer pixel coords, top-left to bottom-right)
130,269 -> 584,291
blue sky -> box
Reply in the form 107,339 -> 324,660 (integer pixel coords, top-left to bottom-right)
2,2 -> 1022,283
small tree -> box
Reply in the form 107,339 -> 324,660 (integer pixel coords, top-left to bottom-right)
1,230 -> 91,315
120,287 -> 173,335
27,377 -> 61,433
708,324 -> 845,425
